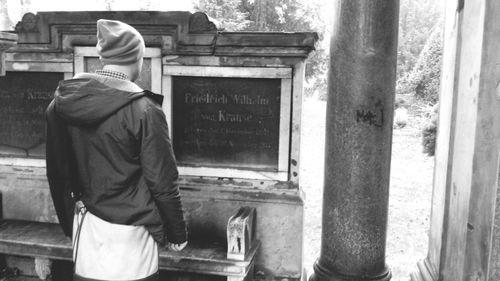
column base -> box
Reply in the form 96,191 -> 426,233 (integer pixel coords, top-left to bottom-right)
309,260 -> 391,281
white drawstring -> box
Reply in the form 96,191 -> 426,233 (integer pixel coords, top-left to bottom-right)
73,201 -> 87,270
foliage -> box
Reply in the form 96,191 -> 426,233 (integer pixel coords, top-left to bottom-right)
193,0 -> 330,99
398,23 -> 443,155
104,0 -> 114,11
193,0 -> 252,31
398,22 -> 443,105
422,123 -> 436,156
238,0 -> 316,32
395,0 -> 443,155
193,0 -> 322,32
421,104 -> 439,156
397,0 -> 443,79
0,0 -> 14,30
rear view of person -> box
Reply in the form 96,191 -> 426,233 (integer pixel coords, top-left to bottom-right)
46,19 -> 187,281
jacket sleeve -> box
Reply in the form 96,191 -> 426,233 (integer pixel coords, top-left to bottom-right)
45,100 -> 76,237
140,105 -> 187,244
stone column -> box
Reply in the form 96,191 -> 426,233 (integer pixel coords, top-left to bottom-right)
0,32 -> 17,76
309,1 -> 399,281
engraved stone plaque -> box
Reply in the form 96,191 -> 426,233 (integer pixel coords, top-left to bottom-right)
0,72 -> 63,157
172,76 -> 281,171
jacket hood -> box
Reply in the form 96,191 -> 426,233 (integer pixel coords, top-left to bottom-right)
54,75 -> 146,126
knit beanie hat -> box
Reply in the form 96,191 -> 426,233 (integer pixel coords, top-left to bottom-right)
96,19 -> 145,65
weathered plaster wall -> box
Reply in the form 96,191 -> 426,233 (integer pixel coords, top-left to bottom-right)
0,164 -> 304,280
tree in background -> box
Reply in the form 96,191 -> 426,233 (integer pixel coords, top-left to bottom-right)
395,0 -> 444,156
397,0 -> 443,79
193,0 -> 330,98
19,0 -> 31,15
397,21 -> 443,105
194,0 -> 251,31
103,0 -> 118,11
239,0 -> 315,32
416,26 -> 442,156
0,0 -> 14,30
193,0 -> 322,34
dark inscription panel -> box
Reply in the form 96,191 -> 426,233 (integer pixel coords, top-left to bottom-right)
0,72 -> 63,158
85,57 -> 152,91
172,76 -> 281,171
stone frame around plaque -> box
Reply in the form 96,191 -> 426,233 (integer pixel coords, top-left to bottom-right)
0,53 -> 73,167
73,46 -> 162,93
162,65 -> 293,181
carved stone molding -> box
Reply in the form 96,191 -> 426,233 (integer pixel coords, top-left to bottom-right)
0,32 -> 18,76
15,13 -> 39,33
189,12 -> 218,33
6,11 -> 317,57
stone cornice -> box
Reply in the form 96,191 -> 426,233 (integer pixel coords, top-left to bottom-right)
0,32 -> 18,75
7,11 -> 317,57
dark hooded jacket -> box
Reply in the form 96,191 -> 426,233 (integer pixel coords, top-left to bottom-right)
45,73 -> 187,245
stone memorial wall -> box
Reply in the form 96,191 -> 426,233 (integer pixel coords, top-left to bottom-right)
1,11 -> 317,281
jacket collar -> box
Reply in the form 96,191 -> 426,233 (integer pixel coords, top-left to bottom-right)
73,72 -> 143,93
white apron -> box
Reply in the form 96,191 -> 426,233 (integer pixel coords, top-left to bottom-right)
72,206 -> 159,281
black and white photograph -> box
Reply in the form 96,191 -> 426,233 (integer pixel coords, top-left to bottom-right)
0,0 -> 498,280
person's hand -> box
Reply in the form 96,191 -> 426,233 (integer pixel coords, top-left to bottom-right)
168,241 -> 188,251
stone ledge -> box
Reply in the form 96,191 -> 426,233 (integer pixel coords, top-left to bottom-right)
0,219 -> 258,279
0,31 -> 18,75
